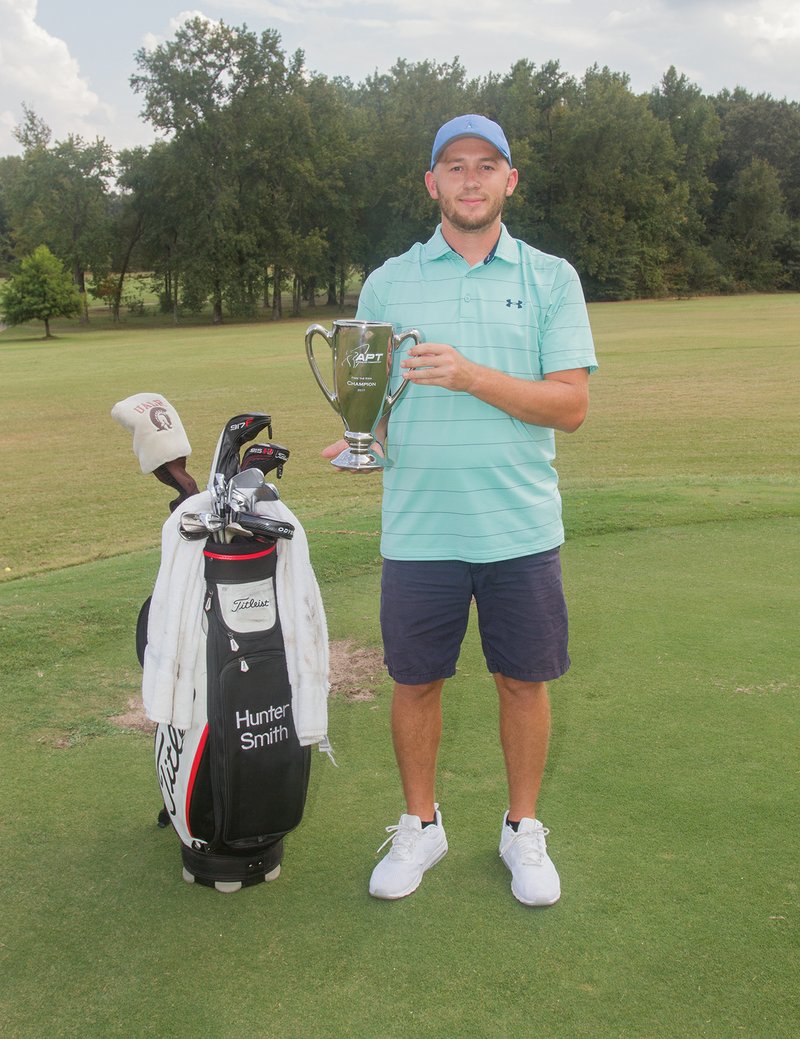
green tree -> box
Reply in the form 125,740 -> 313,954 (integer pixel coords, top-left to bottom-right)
116,142 -> 187,322
349,58 -> 477,273
0,155 -> 22,275
714,158 -> 790,290
649,67 -> 722,292
712,89 -> 800,218
545,66 -> 686,299
710,89 -> 800,289
5,108 -> 115,320
0,244 -> 82,337
482,59 -> 579,249
131,17 -> 299,322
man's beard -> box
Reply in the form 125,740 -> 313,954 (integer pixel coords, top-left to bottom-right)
438,193 -> 506,234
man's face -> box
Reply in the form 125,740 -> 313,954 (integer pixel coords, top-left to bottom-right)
425,137 -> 518,235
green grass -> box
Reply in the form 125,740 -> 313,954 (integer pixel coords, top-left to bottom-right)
1,295 -> 798,1038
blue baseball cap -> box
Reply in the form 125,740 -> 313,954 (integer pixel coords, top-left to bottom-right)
430,114 -> 512,169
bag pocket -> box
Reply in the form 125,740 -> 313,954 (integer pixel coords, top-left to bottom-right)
213,649 -> 310,847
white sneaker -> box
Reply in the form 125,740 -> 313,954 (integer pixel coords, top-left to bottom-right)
369,805 -> 448,899
499,812 -> 561,906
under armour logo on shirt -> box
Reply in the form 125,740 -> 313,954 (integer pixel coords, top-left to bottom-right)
506,299 -> 524,309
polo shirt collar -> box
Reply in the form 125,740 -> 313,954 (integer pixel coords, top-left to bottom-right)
423,224 -> 517,265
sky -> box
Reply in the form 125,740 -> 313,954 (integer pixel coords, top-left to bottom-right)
1,0 -> 800,156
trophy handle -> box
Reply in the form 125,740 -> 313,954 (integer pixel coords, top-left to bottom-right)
384,328 -> 421,411
305,324 -> 340,414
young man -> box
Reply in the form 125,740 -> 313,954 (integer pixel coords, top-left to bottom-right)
324,115 -> 597,905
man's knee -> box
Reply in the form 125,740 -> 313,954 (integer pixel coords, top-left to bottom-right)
393,679 -> 445,701
495,675 -> 548,700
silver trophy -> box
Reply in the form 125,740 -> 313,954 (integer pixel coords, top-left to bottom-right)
305,320 -> 421,470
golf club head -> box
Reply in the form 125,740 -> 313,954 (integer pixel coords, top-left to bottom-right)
208,413 -> 273,487
226,468 -> 266,515
179,512 -> 225,540
229,468 -> 266,492
179,526 -> 209,541
212,472 -> 227,499
228,488 -> 251,513
224,521 -> 254,543
241,443 -> 290,479
252,482 -> 281,503
234,511 -> 295,541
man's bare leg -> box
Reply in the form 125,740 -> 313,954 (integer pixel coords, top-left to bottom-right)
495,676 -> 551,820
391,679 -> 445,820
369,679 -> 448,899
495,676 -> 560,905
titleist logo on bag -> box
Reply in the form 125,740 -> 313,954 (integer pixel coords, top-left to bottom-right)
218,578 -> 277,633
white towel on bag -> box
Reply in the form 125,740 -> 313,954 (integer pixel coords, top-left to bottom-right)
141,492 -> 330,745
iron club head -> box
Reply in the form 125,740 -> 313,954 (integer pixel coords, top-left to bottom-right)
179,512 -> 225,540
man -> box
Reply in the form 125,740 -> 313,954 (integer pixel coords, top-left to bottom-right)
323,114 -> 597,905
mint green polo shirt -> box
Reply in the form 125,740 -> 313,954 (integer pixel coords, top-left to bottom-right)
356,224 -> 598,563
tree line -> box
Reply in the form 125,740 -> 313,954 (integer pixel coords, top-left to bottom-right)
1,16 -> 799,327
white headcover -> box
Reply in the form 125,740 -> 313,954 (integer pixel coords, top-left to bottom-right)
111,393 -> 192,474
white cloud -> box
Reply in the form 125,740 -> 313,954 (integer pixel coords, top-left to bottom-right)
139,1 -> 800,101
214,0 -> 569,26
141,9 -> 222,52
3,0 -> 797,160
725,1 -> 800,43
606,4 -> 658,27
214,0 -> 296,20
0,0 -> 114,153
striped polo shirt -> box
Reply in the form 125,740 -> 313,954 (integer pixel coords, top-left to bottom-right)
356,224 -> 597,563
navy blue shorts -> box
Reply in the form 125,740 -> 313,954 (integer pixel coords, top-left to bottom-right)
380,549 -> 570,686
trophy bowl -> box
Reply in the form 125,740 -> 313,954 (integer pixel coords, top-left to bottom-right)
305,320 -> 420,470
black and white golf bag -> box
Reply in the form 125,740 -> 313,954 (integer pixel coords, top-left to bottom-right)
153,538 -> 311,891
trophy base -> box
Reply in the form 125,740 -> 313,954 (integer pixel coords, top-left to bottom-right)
331,447 -> 385,471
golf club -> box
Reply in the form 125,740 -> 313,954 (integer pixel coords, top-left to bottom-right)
226,468 -> 266,516
179,512 -> 225,541
241,443 -> 290,479
233,511 -> 295,541
224,521 -> 254,543
208,413 -> 273,488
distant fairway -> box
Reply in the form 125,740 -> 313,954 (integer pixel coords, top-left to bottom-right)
1,295 -> 798,1038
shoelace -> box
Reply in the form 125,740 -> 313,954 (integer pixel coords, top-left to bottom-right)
375,820 -> 419,860
499,825 -> 550,865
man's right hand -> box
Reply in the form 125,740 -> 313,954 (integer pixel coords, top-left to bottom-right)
322,439 -> 349,469
321,438 -> 384,472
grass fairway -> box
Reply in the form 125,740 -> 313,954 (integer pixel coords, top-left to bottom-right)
1,296 -> 798,1038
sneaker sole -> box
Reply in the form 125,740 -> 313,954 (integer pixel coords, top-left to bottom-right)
501,855 -> 560,907
509,882 -> 560,907
369,843 -> 448,900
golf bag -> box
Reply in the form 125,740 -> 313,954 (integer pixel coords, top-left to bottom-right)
153,537 -> 311,891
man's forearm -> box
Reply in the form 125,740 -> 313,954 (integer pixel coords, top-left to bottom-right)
464,364 -> 589,433
401,342 -> 589,433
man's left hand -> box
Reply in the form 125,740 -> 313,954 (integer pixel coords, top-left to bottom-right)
400,342 -> 475,392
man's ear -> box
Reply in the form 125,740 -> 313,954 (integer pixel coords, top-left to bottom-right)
424,169 -> 439,200
505,168 -> 519,197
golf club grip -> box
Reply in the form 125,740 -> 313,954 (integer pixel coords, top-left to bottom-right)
238,514 -> 295,540
259,519 -> 295,540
